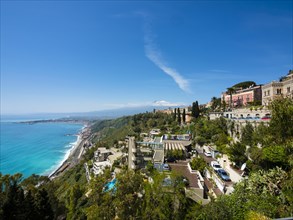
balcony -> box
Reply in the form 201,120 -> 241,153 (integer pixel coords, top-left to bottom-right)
140,148 -> 152,153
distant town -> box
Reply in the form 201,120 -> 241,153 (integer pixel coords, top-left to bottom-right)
157,69 -> 293,122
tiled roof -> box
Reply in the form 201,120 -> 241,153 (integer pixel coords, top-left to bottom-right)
169,161 -> 199,188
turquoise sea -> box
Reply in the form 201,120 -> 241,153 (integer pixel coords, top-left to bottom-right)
0,118 -> 84,178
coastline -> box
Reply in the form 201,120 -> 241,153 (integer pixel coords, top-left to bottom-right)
49,124 -> 92,179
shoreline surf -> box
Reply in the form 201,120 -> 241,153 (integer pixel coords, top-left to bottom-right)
49,124 -> 91,179
1,120 -> 89,178
46,134 -> 81,177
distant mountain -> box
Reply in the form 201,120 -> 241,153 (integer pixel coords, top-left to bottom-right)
1,103 -> 184,122
68,105 -> 180,119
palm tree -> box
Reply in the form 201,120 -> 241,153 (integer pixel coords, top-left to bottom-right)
211,96 -> 219,111
227,87 -> 235,109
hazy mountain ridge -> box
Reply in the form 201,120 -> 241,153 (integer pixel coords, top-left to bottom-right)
1,105 -> 181,121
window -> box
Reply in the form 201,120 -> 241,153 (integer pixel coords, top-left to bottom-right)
277,89 -> 282,95
287,87 -> 291,93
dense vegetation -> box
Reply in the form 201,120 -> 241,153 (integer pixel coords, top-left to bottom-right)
0,174 -> 56,219
231,81 -> 256,89
188,167 -> 291,219
91,112 -> 180,146
1,98 -> 292,219
191,98 -> 293,219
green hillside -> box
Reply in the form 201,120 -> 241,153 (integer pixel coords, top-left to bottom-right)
1,99 -> 293,219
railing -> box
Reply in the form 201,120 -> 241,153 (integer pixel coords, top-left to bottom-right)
136,141 -> 164,150
187,163 -> 204,189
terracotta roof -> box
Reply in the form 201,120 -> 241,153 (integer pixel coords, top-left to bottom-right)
169,161 -> 199,188
203,178 -> 213,189
213,188 -> 223,196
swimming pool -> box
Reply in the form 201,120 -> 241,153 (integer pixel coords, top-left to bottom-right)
104,178 -> 117,192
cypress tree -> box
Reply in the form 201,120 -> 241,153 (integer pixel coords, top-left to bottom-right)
177,108 -> 181,125
192,101 -> 200,119
182,109 -> 186,123
173,108 -> 177,121
191,102 -> 196,118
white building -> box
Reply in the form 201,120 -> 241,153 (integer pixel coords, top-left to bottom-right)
94,147 -> 112,162
93,161 -> 112,176
262,71 -> 293,106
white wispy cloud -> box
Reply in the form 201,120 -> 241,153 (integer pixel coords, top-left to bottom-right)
152,100 -> 185,107
102,100 -> 185,109
140,13 -> 190,93
145,46 -> 190,92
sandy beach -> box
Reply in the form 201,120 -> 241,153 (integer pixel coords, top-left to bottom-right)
49,125 -> 92,179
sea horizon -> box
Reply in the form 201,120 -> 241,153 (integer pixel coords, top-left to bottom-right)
0,113 -> 74,122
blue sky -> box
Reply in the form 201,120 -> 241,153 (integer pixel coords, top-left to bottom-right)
1,1 -> 292,114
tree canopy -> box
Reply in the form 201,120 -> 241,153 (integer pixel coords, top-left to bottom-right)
231,81 -> 256,90
191,101 -> 200,119
1,98 -> 293,219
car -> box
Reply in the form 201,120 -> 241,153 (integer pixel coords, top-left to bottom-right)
191,149 -> 198,154
261,116 -> 271,120
211,161 -> 222,171
204,152 -> 212,157
245,117 -> 253,120
217,169 -> 231,181
163,163 -> 170,171
166,157 -> 177,163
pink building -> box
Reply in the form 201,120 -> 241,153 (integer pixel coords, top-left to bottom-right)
221,85 -> 262,108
